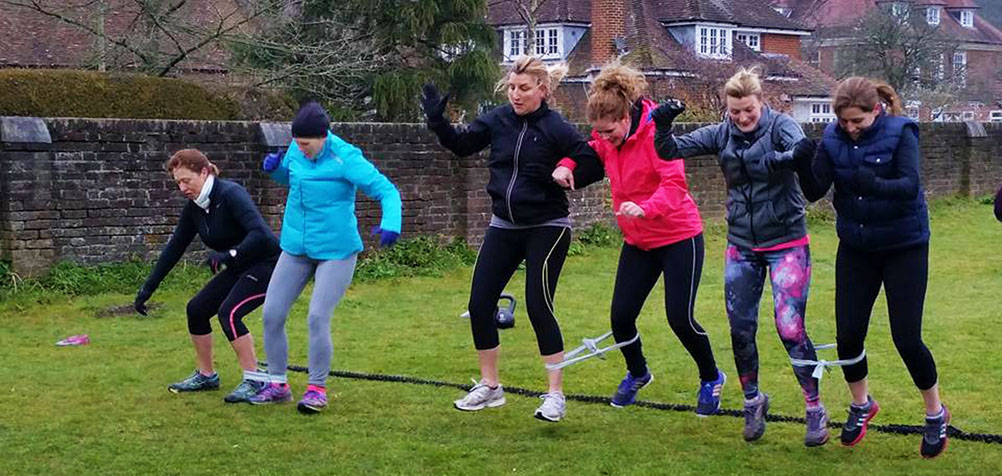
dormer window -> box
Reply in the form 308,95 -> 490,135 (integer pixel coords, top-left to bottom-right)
698,25 -> 732,59
503,26 -> 564,61
926,7 -> 940,26
891,2 -> 907,17
773,7 -> 792,18
959,9 -> 974,28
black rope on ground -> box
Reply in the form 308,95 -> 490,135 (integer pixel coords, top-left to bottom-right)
264,362 -> 1002,445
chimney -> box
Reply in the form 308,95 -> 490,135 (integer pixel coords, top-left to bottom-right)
590,0 -> 627,66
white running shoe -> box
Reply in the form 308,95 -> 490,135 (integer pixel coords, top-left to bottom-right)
534,392 -> 566,422
454,380 -> 506,411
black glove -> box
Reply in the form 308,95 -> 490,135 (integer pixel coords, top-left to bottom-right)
134,286 -> 152,316
421,83 -> 449,126
204,250 -> 234,275
792,138 -> 817,171
651,99 -> 686,131
521,162 -> 555,184
852,167 -> 878,195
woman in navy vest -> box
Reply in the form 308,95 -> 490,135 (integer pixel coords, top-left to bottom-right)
799,77 -> 948,458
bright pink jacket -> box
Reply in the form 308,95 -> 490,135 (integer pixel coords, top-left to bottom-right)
561,99 -> 703,250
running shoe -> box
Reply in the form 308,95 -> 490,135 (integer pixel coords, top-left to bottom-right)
534,392 -> 566,422
610,372 -> 653,408
168,370 -> 219,393
453,380 -> 506,411
298,385 -> 328,414
696,369 -> 726,416
921,405 -> 950,459
805,405 -> 830,447
223,379 -> 266,403
249,382 -> 292,404
841,396 -> 879,446
743,393 -> 770,441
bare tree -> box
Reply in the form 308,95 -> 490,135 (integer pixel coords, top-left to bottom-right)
832,4 -> 965,105
0,0 -> 283,76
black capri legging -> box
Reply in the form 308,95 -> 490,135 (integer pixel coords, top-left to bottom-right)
610,234 -> 717,381
186,259 -> 276,341
835,242 -> 938,390
468,225 -> 571,356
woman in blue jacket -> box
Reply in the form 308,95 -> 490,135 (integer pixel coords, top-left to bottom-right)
249,102 -> 402,414
799,77 -> 948,458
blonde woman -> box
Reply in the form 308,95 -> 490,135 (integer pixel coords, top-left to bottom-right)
552,64 -> 725,414
653,68 -> 827,446
422,56 -> 604,422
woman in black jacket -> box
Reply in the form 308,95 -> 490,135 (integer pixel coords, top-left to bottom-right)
423,55 -> 603,422
135,149 -> 280,403
995,184 -> 1002,222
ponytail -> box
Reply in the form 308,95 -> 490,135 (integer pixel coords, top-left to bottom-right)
587,62 -> 647,122
166,149 -> 221,177
833,76 -> 903,116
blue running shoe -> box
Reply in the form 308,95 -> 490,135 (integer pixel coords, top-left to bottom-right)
610,372 -> 653,408
168,370 -> 219,393
696,369 -> 726,416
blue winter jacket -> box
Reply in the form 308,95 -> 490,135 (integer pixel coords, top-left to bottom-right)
269,131 -> 402,260
803,113 -> 929,251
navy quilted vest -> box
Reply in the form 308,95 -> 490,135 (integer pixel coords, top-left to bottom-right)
820,114 -> 929,250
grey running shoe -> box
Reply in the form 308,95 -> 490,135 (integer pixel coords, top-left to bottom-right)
534,392 -> 566,422
921,405 -> 950,459
841,396 -> 879,446
168,370 -> 220,393
224,379 -> 266,403
805,405 -> 831,447
454,380 -> 506,411
743,393 -> 770,441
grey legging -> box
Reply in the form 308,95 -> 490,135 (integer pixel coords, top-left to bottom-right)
262,251 -> 357,386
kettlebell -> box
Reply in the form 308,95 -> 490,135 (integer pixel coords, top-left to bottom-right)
459,293 -> 516,329
495,293 -> 516,329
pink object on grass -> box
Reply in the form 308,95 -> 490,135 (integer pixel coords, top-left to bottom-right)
55,334 -> 90,346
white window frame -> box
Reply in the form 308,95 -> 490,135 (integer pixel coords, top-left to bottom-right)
891,2 -> 907,17
989,110 -> 1002,122
953,50 -> 967,86
960,10 -> 974,28
735,32 -> 761,52
504,27 -> 563,61
505,30 -> 525,60
697,25 -> 732,59
810,102 -> 835,123
927,7 -> 940,26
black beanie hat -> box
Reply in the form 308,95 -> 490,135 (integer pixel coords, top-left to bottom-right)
291,101 -> 330,138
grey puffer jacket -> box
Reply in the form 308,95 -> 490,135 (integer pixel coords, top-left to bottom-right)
658,106 -> 808,249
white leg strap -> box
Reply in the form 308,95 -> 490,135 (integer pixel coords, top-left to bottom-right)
545,332 -> 640,371
790,343 -> 866,381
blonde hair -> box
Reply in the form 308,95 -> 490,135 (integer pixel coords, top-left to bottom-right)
495,55 -> 568,99
723,67 -> 763,99
166,149 -> 220,177
587,63 -> 648,122
833,76 -> 904,116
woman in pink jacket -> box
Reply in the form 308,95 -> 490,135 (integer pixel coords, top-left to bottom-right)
554,64 -> 724,414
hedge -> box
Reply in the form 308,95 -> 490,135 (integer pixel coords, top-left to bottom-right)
0,69 -> 266,120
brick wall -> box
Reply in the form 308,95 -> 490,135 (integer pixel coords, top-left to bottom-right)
2,118 -> 1001,277
761,34 -> 803,60
0,118 -> 613,277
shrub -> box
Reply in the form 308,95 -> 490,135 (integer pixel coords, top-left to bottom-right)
0,69 -> 242,120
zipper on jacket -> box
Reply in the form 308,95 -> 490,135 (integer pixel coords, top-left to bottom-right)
505,120 -> 529,224
736,146 -> 759,246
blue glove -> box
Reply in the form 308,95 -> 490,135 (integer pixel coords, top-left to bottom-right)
262,151 -> 282,173
372,227 -> 400,248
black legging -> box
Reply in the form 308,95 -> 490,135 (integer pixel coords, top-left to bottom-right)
186,260 -> 275,341
835,242 -> 938,390
468,226 -> 571,355
611,234 -> 717,381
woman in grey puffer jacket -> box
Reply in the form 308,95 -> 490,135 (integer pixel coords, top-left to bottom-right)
653,68 -> 827,447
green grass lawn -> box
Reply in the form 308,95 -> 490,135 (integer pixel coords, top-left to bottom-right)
2,199 -> 1001,475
